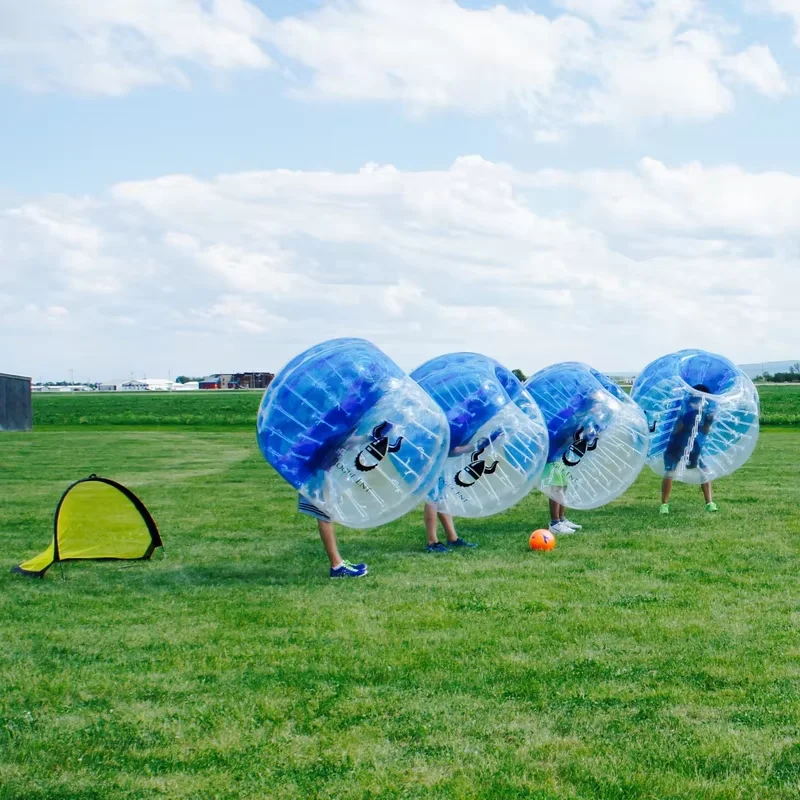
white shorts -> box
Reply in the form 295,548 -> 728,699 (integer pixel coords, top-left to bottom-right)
297,495 -> 332,523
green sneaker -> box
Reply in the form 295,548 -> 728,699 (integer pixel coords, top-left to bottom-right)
659,503 -> 670,515
706,502 -> 718,513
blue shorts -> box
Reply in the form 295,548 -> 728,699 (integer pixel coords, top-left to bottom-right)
664,433 -> 703,473
298,494 -> 332,523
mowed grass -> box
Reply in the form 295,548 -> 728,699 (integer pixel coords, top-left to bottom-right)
32,390 -> 264,429
31,384 -> 800,429
1,398 -> 800,798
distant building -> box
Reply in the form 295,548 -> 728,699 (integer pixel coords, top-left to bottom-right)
200,372 -> 274,390
231,372 -> 274,390
1,373 -> 32,431
98,383 -> 120,392
33,384 -> 93,393
122,378 -> 173,391
173,381 -> 200,391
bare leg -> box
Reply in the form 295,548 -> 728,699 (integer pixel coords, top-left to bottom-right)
317,520 -> 342,568
661,477 -> 673,504
424,502 -> 440,545
701,482 -> 713,504
549,498 -> 561,523
438,512 -> 459,543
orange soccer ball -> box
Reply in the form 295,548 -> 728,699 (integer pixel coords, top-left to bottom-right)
529,529 -> 556,551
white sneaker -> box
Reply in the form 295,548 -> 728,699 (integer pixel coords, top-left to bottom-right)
561,518 -> 582,530
549,521 -> 575,534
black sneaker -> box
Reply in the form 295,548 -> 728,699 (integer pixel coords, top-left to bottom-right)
447,537 -> 478,549
426,542 -> 450,553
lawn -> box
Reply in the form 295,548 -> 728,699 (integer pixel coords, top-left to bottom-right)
1,394 -> 799,798
30,384 -> 800,429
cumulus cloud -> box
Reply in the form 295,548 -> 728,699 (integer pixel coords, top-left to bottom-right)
2,156 -> 798,379
0,0 -> 271,94
266,0 -> 790,129
767,0 -> 800,46
0,0 -> 790,130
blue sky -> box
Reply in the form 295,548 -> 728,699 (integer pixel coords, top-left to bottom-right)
2,0 -> 800,380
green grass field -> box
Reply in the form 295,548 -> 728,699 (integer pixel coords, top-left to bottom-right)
30,384 -> 800,429
2,392 -> 800,798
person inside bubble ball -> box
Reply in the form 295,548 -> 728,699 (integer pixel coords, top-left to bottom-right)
660,383 -> 717,515
423,432 -> 488,553
297,426 -> 479,576
298,495 -> 476,577
542,460 -> 581,534
424,503 -> 477,552
298,496 -> 368,578
542,416 -> 599,535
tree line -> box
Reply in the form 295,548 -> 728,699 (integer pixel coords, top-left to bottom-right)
755,363 -> 800,382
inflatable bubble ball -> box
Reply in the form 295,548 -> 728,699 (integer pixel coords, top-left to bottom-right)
525,363 -> 650,510
257,338 -> 450,528
411,352 -> 548,517
631,349 -> 760,484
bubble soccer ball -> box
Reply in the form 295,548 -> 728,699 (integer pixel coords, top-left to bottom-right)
257,338 -> 450,528
529,529 -> 556,551
525,363 -> 650,510
411,353 -> 548,517
631,349 -> 760,484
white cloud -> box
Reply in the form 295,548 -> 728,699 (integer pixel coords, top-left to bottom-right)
268,0 -> 592,115
767,0 -> 800,46
570,157 -> 800,236
533,130 -> 566,144
0,0 -> 271,94
2,156 -> 799,379
722,44 -> 789,97
265,0 -> 789,128
0,0 -> 791,130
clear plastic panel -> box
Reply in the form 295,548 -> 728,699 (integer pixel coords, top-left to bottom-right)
631,350 -> 760,484
412,353 -> 548,518
257,339 -> 450,528
525,362 -> 650,510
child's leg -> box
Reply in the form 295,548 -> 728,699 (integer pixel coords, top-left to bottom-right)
549,498 -> 561,523
424,502 -> 440,545
437,512 -> 459,543
317,520 -> 343,568
661,477 -> 673,504
701,482 -> 713,503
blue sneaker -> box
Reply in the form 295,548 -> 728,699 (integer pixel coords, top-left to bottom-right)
447,537 -> 477,549
426,542 -> 450,553
330,560 -> 368,578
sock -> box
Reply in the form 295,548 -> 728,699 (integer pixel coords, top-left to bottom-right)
331,560 -> 344,570
551,519 -> 559,526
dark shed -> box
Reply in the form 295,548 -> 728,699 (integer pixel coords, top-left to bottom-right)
0,374 -> 33,432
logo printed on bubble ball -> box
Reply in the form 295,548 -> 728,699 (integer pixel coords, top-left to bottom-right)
454,439 -> 499,488
355,421 -> 404,472
562,426 -> 599,467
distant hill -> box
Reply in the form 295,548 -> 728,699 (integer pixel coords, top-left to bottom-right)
738,360 -> 800,378
604,360 -> 800,380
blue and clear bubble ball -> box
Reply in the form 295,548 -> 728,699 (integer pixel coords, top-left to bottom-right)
631,349 -> 759,484
411,353 -> 548,518
525,363 -> 650,510
257,338 -> 450,528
